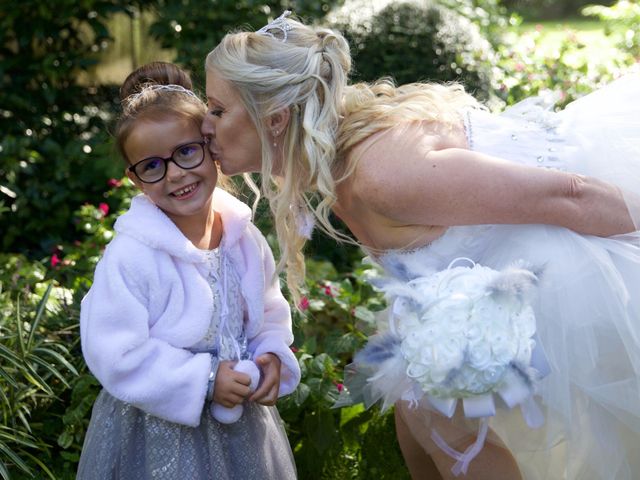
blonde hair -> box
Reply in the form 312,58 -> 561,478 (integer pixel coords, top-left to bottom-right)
116,62 -> 233,191
337,79 -> 482,180
206,16 -> 351,301
206,18 -> 480,300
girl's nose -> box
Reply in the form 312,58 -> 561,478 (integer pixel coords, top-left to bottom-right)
165,159 -> 186,182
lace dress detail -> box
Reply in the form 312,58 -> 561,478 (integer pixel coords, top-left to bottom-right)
190,248 -> 247,359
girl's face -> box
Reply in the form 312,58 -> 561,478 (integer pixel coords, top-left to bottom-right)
125,116 -> 218,228
202,69 -> 264,175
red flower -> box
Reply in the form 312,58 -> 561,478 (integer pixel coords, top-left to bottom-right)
107,178 -> 122,188
50,253 -> 61,268
334,381 -> 344,392
290,346 -> 299,353
98,202 -> 109,217
298,296 -> 310,311
323,285 -> 335,297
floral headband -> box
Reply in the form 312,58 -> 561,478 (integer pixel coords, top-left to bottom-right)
256,10 -> 293,42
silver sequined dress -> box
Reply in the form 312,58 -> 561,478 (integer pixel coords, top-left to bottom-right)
77,248 -> 297,479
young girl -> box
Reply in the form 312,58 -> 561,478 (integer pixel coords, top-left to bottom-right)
202,12 -> 640,480
77,61 -> 299,479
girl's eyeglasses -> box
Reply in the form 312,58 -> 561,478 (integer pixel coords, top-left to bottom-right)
128,141 -> 207,184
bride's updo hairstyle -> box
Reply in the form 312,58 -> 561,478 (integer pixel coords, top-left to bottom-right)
206,12 -> 351,295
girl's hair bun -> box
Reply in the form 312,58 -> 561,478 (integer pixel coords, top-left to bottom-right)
119,61 -> 193,101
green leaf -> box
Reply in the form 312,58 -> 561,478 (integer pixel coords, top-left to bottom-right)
0,441 -> 33,476
353,305 -> 376,323
29,283 -> 53,350
305,409 -> 339,454
290,383 -> 311,406
57,430 -> 73,449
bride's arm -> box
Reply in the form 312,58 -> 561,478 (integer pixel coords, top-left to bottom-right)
353,141 -> 635,237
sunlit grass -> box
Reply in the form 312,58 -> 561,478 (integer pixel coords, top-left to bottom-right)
513,18 -> 622,64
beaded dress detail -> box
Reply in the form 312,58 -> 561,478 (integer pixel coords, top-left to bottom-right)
351,74 -> 640,480
77,247 -> 297,479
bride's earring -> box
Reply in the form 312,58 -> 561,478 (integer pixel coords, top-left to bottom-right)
273,130 -> 279,148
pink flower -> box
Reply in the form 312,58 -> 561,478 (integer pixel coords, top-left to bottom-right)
50,254 -> 61,268
298,296 -> 310,311
107,178 -> 122,188
323,285 -> 335,297
514,62 -> 525,72
334,381 -> 344,392
98,202 -> 109,217
290,346 -> 299,353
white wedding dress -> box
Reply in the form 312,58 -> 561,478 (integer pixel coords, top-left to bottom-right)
356,74 -> 640,479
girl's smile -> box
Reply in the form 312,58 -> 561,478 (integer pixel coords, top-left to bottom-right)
170,181 -> 201,199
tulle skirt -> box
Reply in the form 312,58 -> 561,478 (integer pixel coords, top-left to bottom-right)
76,390 -> 297,479
351,73 -> 640,479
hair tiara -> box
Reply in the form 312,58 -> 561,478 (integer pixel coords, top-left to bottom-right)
256,10 -> 293,42
125,84 -> 200,104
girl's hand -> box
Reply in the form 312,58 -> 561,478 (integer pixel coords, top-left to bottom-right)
249,353 -> 281,406
213,361 -> 251,408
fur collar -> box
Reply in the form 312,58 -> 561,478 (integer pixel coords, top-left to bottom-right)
114,189 -> 252,263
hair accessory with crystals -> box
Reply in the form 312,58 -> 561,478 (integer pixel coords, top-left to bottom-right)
125,84 -> 199,104
256,10 -> 293,42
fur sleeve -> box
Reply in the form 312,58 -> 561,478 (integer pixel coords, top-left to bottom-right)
80,238 -> 211,427
245,228 -> 301,396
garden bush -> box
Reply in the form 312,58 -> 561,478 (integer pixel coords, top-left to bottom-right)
147,0 -> 342,89
327,0 -> 503,101
583,0 -> 640,58
0,0 -> 139,257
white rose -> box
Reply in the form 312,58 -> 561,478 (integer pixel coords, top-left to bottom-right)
467,341 -> 493,370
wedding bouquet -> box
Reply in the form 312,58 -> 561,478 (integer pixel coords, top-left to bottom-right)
347,259 -> 548,419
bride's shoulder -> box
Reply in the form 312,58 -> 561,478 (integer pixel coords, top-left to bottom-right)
348,120 -> 466,194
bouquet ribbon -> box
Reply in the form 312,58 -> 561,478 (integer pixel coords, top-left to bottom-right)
422,336 -> 551,475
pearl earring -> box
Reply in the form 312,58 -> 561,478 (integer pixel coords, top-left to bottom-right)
273,130 -> 279,148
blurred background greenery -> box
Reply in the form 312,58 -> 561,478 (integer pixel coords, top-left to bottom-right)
0,0 -> 638,478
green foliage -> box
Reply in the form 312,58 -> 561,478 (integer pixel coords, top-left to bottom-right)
583,0 -> 640,58
502,0 -> 616,20
494,19 -> 635,107
147,0 -> 342,89
0,275 -> 79,479
278,260 -> 411,478
329,0 -> 503,101
0,177 -> 134,478
0,0 -> 135,256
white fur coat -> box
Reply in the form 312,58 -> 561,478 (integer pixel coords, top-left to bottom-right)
80,190 -> 300,427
